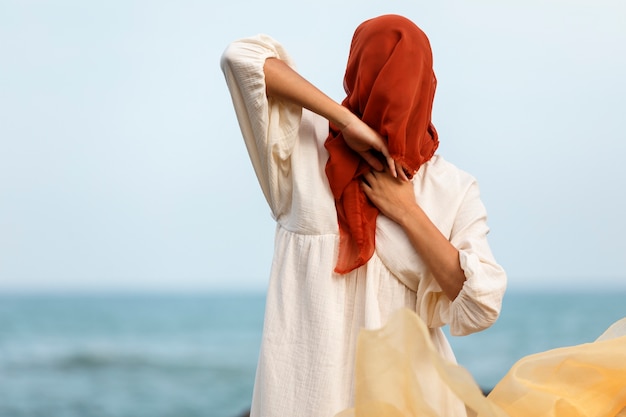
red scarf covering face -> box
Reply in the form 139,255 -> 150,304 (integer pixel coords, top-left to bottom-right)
325,14 -> 439,274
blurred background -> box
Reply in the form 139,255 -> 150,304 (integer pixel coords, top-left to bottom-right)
1,0 -> 625,416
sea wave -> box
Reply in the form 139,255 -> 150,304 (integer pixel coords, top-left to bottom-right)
0,345 -> 256,374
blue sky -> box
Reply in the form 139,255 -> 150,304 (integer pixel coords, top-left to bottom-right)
1,0 -> 625,293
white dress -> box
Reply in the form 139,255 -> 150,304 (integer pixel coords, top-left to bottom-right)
221,34 -> 507,417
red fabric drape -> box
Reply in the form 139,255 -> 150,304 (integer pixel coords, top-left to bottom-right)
325,14 -> 439,274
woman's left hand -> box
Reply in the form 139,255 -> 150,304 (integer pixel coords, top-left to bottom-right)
361,169 -> 417,226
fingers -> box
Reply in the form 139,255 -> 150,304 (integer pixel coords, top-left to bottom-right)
360,172 -> 374,196
395,160 -> 409,182
376,143 -> 397,178
373,141 -> 411,182
362,170 -> 375,183
386,155 -> 398,178
340,117 -> 407,180
362,169 -> 394,189
359,151 -> 384,172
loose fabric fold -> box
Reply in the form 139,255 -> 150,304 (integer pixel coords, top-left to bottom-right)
337,308 -> 626,417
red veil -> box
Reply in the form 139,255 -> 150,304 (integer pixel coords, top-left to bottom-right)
325,14 -> 439,273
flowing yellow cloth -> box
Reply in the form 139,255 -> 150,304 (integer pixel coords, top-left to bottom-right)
337,308 -> 626,417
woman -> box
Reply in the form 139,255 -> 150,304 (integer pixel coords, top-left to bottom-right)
221,14 -> 507,417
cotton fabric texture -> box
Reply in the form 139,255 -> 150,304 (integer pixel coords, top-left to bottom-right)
221,33 -> 506,417
337,309 -> 626,417
325,15 -> 439,273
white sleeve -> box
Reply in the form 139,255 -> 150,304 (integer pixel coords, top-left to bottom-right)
220,34 -> 302,216
411,179 -> 506,336
446,180 -> 507,336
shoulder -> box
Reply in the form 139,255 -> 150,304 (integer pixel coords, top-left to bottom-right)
421,155 -> 478,190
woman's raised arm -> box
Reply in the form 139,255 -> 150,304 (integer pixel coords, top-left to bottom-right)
263,58 -> 400,178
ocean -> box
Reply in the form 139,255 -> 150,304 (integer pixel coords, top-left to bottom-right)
0,290 -> 624,417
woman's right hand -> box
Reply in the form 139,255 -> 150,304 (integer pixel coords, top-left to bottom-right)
340,112 -> 408,181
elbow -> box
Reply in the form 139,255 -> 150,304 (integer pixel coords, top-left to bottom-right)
449,303 -> 501,336
450,252 -> 507,335
220,39 -> 257,74
449,300 -> 501,336
448,278 -> 506,336
220,43 -> 238,73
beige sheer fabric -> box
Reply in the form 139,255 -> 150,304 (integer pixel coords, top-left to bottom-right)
337,309 -> 626,417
